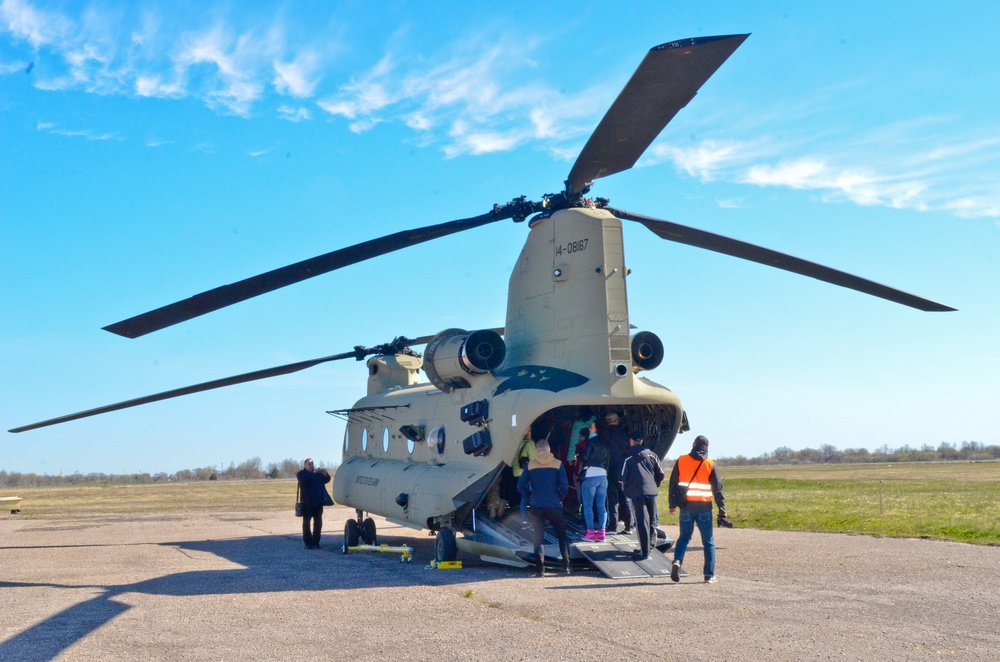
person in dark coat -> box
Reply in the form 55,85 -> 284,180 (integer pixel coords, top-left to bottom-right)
668,436 -> 728,582
297,458 -> 331,549
603,412 -> 634,535
620,426 -> 665,560
517,439 -> 572,576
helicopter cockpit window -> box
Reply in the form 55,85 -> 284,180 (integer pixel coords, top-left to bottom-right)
361,428 -> 368,452
428,426 -> 445,455
382,427 -> 390,453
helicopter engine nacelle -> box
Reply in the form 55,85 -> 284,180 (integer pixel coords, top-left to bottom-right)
423,328 -> 506,392
631,331 -> 665,372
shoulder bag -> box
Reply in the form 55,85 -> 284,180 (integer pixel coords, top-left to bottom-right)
675,459 -> 705,507
295,484 -> 304,517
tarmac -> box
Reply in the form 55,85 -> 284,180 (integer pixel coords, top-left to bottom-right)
2,505 -> 998,660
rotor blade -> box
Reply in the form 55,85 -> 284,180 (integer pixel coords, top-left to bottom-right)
9,333 -> 453,433
607,206 -> 956,312
566,34 -> 749,195
103,208 -> 515,339
9,354 -> 351,433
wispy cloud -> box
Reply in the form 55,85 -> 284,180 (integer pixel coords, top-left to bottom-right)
649,116 -> 1000,219
36,120 -> 116,140
1,1 -> 330,116
277,105 -> 310,122
315,35 -> 599,157
273,50 -> 320,98
0,0 -> 72,48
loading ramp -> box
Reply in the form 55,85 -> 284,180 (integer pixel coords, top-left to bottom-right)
465,510 -> 674,579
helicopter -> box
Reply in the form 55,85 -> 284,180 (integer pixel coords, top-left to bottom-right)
10,34 -> 954,577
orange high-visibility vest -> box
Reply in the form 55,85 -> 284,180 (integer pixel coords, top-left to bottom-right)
677,455 -> 714,503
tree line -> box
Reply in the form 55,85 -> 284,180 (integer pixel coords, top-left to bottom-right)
4,441 -> 997,487
0,456 -> 337,488
718,440 -> 999,466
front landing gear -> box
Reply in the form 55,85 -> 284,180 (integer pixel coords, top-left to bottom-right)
342,509 -> 377,553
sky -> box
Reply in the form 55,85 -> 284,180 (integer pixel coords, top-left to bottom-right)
2,1 -> 998,476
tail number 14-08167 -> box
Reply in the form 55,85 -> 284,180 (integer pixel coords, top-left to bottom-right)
555,238 -> 589,256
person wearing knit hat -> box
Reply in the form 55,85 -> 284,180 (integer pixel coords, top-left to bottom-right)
620,426 -> 664,560
667,435 -> 728,583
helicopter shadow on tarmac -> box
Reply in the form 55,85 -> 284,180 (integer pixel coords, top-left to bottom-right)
0,530 -> 534,661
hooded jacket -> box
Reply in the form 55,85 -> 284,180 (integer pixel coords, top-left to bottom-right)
621,443 -> 665,499
517,449 -> 569,511
667,442 -> 726,515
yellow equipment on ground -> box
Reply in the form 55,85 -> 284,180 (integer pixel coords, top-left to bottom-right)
342,543 -> 413,563
426,560 -> 463,570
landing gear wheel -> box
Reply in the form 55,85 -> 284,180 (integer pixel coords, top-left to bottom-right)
362,517 -> 377,545
435,528 -> 458,563
342,519 -> 360,553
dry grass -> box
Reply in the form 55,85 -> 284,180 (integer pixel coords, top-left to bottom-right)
1,479 -> 300,518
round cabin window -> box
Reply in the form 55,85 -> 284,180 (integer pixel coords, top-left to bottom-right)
361,428 -> 368,452
382,427 -> 390,453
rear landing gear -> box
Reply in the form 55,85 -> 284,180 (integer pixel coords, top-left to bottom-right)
434,528 -> 458,563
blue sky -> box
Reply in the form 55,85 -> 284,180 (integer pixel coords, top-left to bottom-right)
2,1 -> 997,475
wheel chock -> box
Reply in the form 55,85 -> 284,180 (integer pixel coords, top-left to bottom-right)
426,560 -> 463,570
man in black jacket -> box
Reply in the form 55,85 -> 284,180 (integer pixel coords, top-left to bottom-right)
297,458 -> 331,549
620,426 -> 665,560
603,412 -> 634,535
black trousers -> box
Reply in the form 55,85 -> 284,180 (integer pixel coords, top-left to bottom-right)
607,478 -> 634,530
527,507 -> 571,572
301,505 -> 324,546
631,495 -> 658,557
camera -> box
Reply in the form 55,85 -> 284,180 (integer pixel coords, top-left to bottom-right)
717,515 -> 734,528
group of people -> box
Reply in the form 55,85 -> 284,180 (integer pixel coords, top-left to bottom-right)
517,410 -> 728,582
297,411 -> 729,582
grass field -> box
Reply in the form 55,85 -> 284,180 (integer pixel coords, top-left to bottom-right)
4,462 -> 999,546
711,461 -> 1000,545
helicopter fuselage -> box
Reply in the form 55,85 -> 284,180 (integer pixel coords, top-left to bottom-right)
333,208 -> 685,542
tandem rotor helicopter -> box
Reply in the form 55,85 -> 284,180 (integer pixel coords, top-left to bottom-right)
11,35 -> 954,576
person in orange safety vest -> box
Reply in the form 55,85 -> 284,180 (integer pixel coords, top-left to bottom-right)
668,435 -> 728,583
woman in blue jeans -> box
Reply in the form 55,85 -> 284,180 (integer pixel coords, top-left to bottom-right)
577,421 -> 611,541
